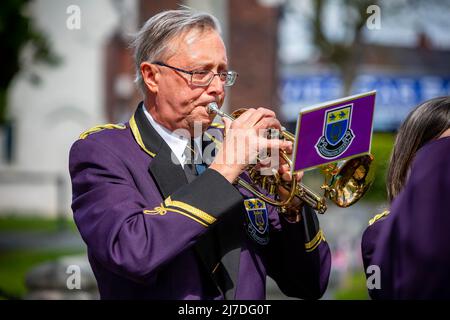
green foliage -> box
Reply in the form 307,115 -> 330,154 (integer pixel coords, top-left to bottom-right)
364,132 -> 396,202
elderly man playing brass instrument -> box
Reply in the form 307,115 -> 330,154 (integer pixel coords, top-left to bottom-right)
69,9 -> 331,300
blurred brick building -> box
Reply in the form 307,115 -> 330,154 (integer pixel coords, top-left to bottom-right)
104,0 -> 281,123
1,0 -> 284,216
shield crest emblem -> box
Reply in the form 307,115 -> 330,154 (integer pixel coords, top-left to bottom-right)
325,106 -> 351,146
315,104 -> 355,159
244,198 -> 269,245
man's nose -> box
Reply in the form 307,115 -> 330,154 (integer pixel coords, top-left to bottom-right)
206,74 -> 225,96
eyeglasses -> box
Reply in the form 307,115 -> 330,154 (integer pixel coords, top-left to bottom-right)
152,61 -> 238,87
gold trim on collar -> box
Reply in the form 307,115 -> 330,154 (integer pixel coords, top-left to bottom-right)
79,123 -> 126,140
305,229 -> 325,252
129,114 -> 156,157
368,210 -> 390,226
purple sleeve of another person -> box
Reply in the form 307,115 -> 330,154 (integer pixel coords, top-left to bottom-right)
367,137 -> 450,299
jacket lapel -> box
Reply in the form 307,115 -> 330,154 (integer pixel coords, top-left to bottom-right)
149,144 -> 187,198
131,103 -> 187,197
130,103 -> 242,299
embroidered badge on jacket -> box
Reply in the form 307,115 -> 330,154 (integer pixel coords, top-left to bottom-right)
244,198 -> 269,245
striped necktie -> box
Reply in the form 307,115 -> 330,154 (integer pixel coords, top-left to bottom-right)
183,139 -> 206,182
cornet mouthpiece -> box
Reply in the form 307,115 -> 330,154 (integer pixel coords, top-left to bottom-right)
207,102 -> 219,115
206,102 -> 234,121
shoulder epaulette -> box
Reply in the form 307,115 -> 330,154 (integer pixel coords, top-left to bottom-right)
368,210 -> 390,226
79,123 -> 126,140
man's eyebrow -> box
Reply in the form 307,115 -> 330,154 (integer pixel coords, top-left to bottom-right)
189,62 -> 228,71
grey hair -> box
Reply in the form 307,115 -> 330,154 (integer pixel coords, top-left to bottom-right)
131,9 -> 221,93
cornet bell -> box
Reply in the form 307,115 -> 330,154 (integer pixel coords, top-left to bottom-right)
321,154 -> 375,208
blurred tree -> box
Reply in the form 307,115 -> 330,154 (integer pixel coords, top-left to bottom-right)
285,0 -> 378,95
0,0 -> 59,125
310,0 -> 375,95
284,0 -> 450,95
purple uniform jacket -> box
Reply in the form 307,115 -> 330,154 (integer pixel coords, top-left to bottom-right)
69,103 -> 331,300
361,136 -> 450,299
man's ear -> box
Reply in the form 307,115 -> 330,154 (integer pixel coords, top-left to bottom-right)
140,62 -> 160,93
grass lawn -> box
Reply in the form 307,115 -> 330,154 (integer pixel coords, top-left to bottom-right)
0,215 -> 77,233
333,271 -> 370,300
0,248 -> 86,299
0,215 -> 84,299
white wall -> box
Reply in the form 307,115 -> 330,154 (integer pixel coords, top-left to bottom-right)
0,0 -> 230,217
1,0 -> 121,216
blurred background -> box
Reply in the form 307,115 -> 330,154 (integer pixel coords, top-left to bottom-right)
0,0 -> 449,300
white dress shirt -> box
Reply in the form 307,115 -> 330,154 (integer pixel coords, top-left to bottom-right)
143,105 -> 202,168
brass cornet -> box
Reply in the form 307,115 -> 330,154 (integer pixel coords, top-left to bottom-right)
207,102 -> 375,214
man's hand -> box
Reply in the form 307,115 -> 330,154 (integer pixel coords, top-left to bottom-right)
210,108 -> 292,183
278,164 -> 303,203
277,163 -> 304,223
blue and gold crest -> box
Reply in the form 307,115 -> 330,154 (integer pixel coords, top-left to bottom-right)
315,104 -> 355,159
244,198 -> 269,245
326,106 -> 350,145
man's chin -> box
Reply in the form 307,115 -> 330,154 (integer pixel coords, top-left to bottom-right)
203,120 -> 213,130
200,118 -> 213,131
187,118 -> 212,136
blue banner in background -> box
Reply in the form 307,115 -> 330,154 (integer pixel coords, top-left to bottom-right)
280,73 -> 450,131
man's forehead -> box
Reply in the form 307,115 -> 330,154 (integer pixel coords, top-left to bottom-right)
167,28 -> 227,66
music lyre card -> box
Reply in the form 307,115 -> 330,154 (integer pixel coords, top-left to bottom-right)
292,91 -> 376,172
